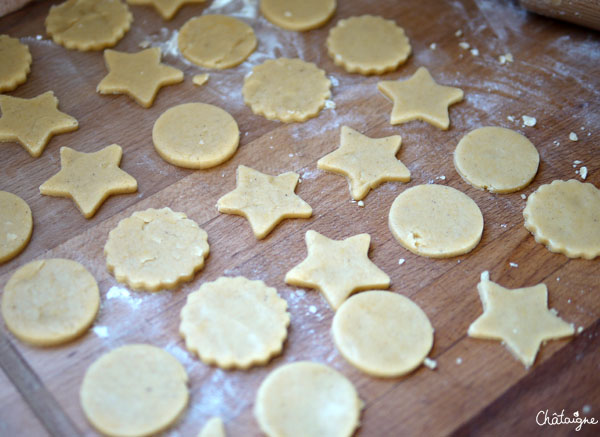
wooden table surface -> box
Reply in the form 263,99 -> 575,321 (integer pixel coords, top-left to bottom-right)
1,0 -> 599,436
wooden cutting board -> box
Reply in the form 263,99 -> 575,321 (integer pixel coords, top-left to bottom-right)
1,0 -> 599,436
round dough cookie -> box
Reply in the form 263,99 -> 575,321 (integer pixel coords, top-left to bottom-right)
260,0 -> 336,31
153,103 -> 239,169
1,259 -> 99,346
255,361 -> 361,437
104,207 -> 210,291
326,15 -> 411,75
80,344 -> 189,437
0,35 -> 32,92
454,127 -> 539,193
523,179 -> 600,259
332,291 -> 433,377
0,191 -> 33,264
180,276 -> 290,369
242,58 -> 331,123
389,184 -> 484,258
178,15 -> 256,69
45,0 -> 133,51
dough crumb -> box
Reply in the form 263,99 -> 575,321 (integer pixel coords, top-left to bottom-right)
569,132 -> 579,141
324,99 -> 336,109
481,271 -> 490,281
573,160 -> 582,164
500,224 -> 507,228
499,53 -> 514,64
507,115 -> 515,122
139,40 -> 151,49
577,326 -> 584,334
556,277 -> 560,282
580,166 -> 588,180
521,115 -> 536,127
398,258 -> 405,265
458,41 -> 470,50
429,42 -> 437,50
456,357 -> 463,365
423,357 -> 437,369
553,140 -> 560,146
521,194 -> 527,199
455,29 -> 463,37
470,48 -> 479,56
509,262 -> 518,268
357,200 -> 365,207
192,74 -> 209,86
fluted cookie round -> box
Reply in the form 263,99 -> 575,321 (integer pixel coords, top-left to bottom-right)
260,0 -> 336,31
0,191 -> 33,263
0,35 -> 31,92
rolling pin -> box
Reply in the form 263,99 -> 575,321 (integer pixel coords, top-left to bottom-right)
520,0 -> 600,31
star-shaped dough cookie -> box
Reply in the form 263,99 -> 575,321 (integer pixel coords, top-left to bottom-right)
317,126 -> 411,200
377,67 -> 464,130
97,48 -> 184,108
127,0 -> 205,20
40,145 -> 137,219
285,230 -> 390,309
468,271 -> 574,367
217,165 -> 312,239
0,91 -> 78,158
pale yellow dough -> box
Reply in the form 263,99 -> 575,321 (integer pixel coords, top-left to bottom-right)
0,191 -> 32,264
523,179 -> 600,259
192,73 -> 209,86
327,15 -> 411,75
454,127 -> 539,193
332,291 -> 434,377
46,0 -> 133,51
153,102 -> 239,169
260,0 -> 336,31
178,15 -> 256,69
2,259 -> 100,346
127,0 -> 206,20
389,184 -> 483,258
104,207 -> 210,291
242,58 -> 331,122
0,35 -> 31,92
255,361 -> 362,437
80,344 -> 189,437
198,417 -> 225,437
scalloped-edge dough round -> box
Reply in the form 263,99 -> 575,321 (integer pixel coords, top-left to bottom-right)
0,35 -> 32,92
260,0 -> 336,31
180,276 -> 290,369
523,179 -> 600,259
0,191 -> 33,264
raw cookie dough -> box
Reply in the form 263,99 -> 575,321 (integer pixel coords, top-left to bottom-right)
468,271 -> 574,367
332,291 -> 434,377
389,184 -> 484,258
45,0 -> 133,51
192,73 -> 209,86
0,35 -> 31,92
255,361 -> 362,437
454,127 -> 539,193
104,207 -> 209,291
523,179 -> 600,259
40,144 -> 137,219
198,417 -> 225,437
178,15 -> 256,69
127,0 -> 205,20
0,191 -> 32,264
153,102 -> 239,169
80,344 -> 189,437
0,91 -> 78,158
180,276 -> 290,369
317,125 -> 410,200
326,15 -> 411,75
2,259 -> 100,346
260,0 -> 336,31
242,58 -> 331,122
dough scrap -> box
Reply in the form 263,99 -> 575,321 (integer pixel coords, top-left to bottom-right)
468,271 -> 574,367
255,361 -> 362,437
389,184 -> 483,258
127,0 -> 206,20
285,230 -> 390,310
0,91 -> 78,158
40,144 -> 137,219
317,125 -> 410,200
1,259 -> 99,346
260,0 -> 336,31
217,165 -> 312,239
454,127 -> 539,193
192,73 -> 209,86
523,179 -> 600,259
97,47 -> 184,108
332,291 -> 434,377
45,0 -> 133,51
0,35 -> 31,92
153,102 -> 239,169
378,66 -> 463,130
242,58 -> 331,122
198,417 -> 225,437
178,15 -> 256,69
80,344 -> 189,437
326,15 -> 411,75
104,207 -> 209,291
180,276 -> 290,369
0,191 -> 32,264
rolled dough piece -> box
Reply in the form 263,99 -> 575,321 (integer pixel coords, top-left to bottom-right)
178,15 -> 256,69
127,0 -> 206,20
389,184 -> 484,258
260,0 -> 336,31
153,102 -> 239,169
326,15 -> 411,75
242,58 -> 331,122
0,35 -> 31,92
0,191 -> 32,264
180,276 -> 290,369
198,417 -> 225,437
192,73 -> 209,86
255,361 -> 362,437
80,344 -> 189,437
523,179 -> 600,259
454,127 -> 539,193
1,259 -> 99,346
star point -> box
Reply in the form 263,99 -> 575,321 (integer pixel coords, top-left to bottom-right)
127,0 -> 206,20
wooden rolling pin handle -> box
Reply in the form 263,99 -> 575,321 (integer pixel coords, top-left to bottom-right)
520,0 -> 600,31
